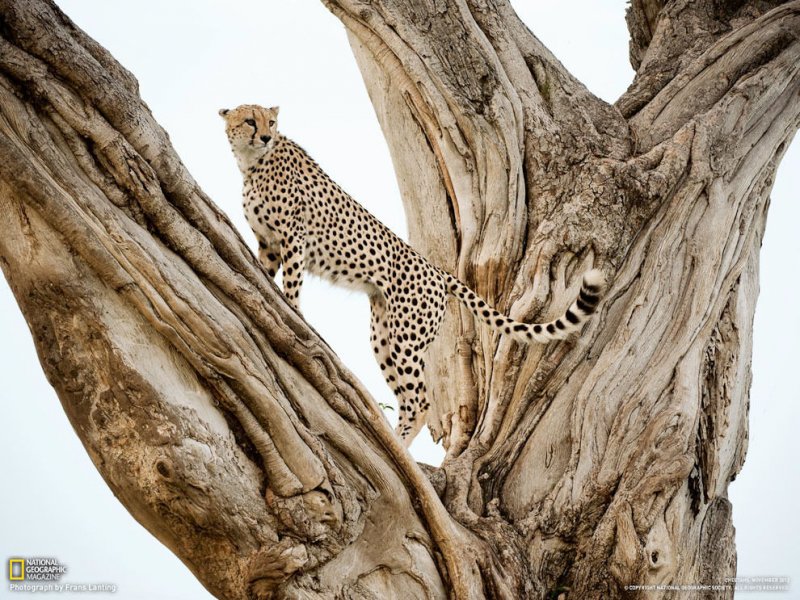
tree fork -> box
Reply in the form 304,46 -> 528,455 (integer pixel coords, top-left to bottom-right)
1,0 -> 798,598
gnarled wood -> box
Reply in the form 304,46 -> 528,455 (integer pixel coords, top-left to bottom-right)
0,0 -> 797,598
326,0 -> 798,596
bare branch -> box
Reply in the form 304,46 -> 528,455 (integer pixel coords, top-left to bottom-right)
626,0 -> 665,70
0,1 -> 488,597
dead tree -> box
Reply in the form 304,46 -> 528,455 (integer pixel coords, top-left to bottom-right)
0,0 -> 797,598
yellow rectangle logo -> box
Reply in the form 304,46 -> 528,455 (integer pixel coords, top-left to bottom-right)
9,558 -> 25,581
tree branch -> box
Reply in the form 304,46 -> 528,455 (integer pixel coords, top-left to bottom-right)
325,0 -> 799,595
0,1 -> 489,597
618,0 -> 795,121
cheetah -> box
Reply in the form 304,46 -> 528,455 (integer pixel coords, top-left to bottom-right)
220,104 -> 606,447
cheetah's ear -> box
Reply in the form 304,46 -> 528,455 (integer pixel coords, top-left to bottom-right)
218,108 -> 230,118
269,106 -> 280,116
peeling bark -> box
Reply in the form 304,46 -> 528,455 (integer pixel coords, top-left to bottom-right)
0,0 -> 798,598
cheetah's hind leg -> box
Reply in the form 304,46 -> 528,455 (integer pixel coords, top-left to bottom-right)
393,363 -> 429,448
369,294 -> 430,447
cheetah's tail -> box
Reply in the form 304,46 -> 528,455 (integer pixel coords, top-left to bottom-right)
444,269 -> 606,343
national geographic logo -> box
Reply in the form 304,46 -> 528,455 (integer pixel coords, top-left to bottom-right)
7,557 -> 117,593
8,557 -> 67,581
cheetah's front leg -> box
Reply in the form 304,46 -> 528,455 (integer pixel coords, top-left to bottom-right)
280,230 -> 305,311
257,238 -> 281,278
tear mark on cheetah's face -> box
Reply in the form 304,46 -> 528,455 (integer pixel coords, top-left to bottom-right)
219,104 -> 279,171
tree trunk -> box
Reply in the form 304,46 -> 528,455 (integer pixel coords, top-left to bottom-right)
0,0 -> 797,598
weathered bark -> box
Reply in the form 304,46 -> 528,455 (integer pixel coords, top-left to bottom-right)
0,0 -> 797,599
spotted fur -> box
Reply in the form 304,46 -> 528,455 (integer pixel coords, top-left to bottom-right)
221,104 -> 606,447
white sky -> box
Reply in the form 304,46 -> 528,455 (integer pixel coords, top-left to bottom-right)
0,2 -> 797,598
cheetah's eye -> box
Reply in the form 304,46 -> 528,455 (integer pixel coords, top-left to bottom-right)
245,119 -> 256,127
268,120 -> 275,128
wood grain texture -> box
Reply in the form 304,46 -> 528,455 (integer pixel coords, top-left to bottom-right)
0,0 -> 798,597
326,0 -> 798,597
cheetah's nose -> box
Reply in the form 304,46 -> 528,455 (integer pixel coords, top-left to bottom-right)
260,135 -> 272,144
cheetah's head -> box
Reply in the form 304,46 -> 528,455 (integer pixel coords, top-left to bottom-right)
219,104 -> 280,168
